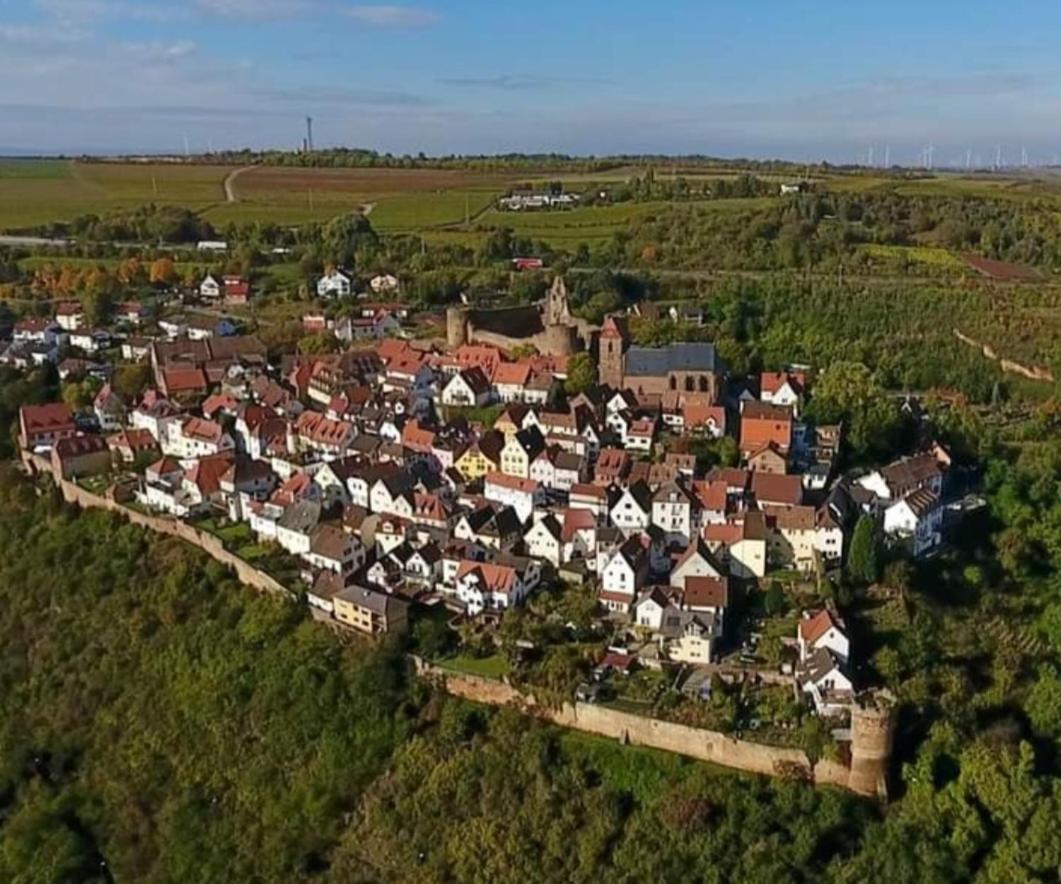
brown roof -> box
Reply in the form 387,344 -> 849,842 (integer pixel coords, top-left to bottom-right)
683,576 -> 729,610
20,402 -> 75,434
799,608 -> 844,645
750,472 -> 802,507
310,524 -> 350,561
53,434 -> 108,458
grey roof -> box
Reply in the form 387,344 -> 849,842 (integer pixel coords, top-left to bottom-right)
277,499 -> 322,534
625,342 -> 719,377
336,583 -> 406,617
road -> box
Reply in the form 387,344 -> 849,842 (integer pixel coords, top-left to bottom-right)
222,165 -> 256,203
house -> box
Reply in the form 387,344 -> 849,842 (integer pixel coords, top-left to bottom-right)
13,318 -> 59,346
857,454 -> 944,503
55,301 -> 85,331
455,430 -> 505,481
568,482 -> 610,520
223,275 -> 251,305
51,435 -> 111,480
525,513 -> 564,566
370,273 -> 399,294
199,274 -> 222,299
594,447 -> 631,486
275,499 -> 323,556
740,400 -> 793,458
93,384 -> 126,432
670,538 -> 724,588
765,505 -> 819,572
500,426 -> 545,479
599,535 -> 650,613
483,471 -> 542,522
455,558 -> 541,615
798,608 -> 850,664
333,584 -> 409,635
746,442 -> 788,475
219,455 -> 277,519
750,472 -> 803,509
704,513 -> 768,579
492,361 -> 533,404
798,647 -> 854,716
317,269 -> 352,299
18,403 -> 77,451
305,524 -> 365,575
651,481 -> 695,545
441,367 -> 492,408
308,571 -> 346,616
883,488 -> 942,557
760,371 -> 805,413
68,329 -> 110,354
611,481 -> 653,535
163,417 -> 234,459
107,427 -> 160,465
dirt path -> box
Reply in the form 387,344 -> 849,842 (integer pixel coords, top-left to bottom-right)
222,165 -> 256,203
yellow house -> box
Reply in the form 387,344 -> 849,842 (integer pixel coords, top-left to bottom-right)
456,431 -> 503,482
333,585 -> 409,636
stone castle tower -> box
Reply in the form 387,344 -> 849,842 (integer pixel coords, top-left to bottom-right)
446,305 -> 469,348
847,690 -> 896,799
598,315 -> 627,389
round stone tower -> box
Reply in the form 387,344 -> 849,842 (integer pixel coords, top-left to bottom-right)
848,690 -> 896,799
446,306 -> 469,348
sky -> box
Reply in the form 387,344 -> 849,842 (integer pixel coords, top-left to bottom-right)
2,0 -> 1061,164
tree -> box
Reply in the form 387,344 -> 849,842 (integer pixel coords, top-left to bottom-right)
847,515 -> 879,584
564,352 -> 597,395
297,332 -> 339,356
149,257 -> 177,286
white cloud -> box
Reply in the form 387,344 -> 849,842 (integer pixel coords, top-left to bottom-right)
192,0 -> 311,19
344,5 -> 438,26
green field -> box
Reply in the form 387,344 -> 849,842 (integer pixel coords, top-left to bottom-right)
0,160 -> 229,230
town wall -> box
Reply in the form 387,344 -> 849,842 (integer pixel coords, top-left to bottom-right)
412,658 -> 881,799
21,452 -> 291,598
19,452 -> 890,800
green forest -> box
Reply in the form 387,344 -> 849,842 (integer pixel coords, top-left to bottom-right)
0,458 -> 1059,882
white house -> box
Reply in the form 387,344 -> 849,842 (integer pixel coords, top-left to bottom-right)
611,482 -> 652,535
483,471 -> 542,523
599,535 -> 648,613
317,269 -> 352,299
797,608 -> 850,664
524,514 -> 564,566
455,559 -> 539,616
441,367 -> 492,408
651,481 -> 695,546
162,417 -> 235,459
199,274 -> 222,299
883,488 -> 942,557
370,273 -> 399,293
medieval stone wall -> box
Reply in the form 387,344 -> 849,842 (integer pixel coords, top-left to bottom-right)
22,452 -> 292,598
412,658 -> 888,799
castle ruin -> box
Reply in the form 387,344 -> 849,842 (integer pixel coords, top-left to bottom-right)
446,276 -> 595,357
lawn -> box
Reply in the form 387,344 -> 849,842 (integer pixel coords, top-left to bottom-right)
438,653 -> 511,680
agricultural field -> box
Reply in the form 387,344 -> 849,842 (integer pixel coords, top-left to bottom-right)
857,243 -> 966,271
204,166 -> 511,227
0,160 -> 230,230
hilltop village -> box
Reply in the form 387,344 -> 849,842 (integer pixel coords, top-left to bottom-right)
8,270 -> 954,756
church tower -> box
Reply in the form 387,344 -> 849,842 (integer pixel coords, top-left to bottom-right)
598,314 -> 626,390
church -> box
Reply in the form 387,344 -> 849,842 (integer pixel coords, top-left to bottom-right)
598,315 -> 724,402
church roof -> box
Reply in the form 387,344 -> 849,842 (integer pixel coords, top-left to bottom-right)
625,342 -> 719,377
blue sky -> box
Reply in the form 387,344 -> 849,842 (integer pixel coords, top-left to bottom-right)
1,0 -> 1060,163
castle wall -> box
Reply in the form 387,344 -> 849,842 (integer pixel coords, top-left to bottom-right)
413,657 -> 892,799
